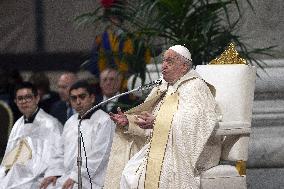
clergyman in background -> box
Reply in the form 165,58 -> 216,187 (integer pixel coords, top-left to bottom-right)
50,72 -> 78,125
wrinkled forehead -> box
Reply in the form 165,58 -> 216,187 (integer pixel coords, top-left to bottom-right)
100,69 -> 120,79
59,74 -> 77,83
163,49 -> 180,60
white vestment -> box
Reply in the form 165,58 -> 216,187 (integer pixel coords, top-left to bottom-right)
0,109 -> 63,189
120,70 -> 222,189
104,88 -> 158,189
103,126 -> 148,189
44,109 -> 116,189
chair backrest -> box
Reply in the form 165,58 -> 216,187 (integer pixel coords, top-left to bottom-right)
0,100 -> 14,158
196,64 -> 256,161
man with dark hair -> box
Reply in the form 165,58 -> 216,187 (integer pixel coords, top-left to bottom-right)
40,80 -> 115,189
0,82 -> 63,188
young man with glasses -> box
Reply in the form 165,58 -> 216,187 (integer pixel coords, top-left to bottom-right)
40,80 -> 115,189
0,82 -> 63,188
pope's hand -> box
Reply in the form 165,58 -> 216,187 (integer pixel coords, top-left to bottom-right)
62,178 -> 75,189
135,111 -> 155,129
109,107 -> 129,127
40,176 -> 58,189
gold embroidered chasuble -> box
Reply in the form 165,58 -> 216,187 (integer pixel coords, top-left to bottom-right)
104,87 -> 166,189
120,69 -> 222,189
1,139 -> 32,171
144,93 -> 179,189
104,127 -> 146,189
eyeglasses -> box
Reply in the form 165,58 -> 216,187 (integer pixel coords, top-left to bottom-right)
15,94 -> 34,103
70,93 -> 88,102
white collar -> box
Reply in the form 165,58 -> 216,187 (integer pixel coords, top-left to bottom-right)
158,69 -> 202,94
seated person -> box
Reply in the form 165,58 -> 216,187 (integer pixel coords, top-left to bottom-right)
111,45 -> 221,189
99,68 -> 144,188
40,80 -> 116,189
0,82 -> 62,188
29,72 -> 60,113
50,72 -> 78,125
99,68 -> 141,113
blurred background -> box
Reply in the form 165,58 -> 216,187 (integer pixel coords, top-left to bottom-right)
0,0 -> 284,188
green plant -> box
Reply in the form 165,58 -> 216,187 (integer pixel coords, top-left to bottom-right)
76,0 -> 274,81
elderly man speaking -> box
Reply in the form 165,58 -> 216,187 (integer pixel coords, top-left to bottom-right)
110,45 -> 222,189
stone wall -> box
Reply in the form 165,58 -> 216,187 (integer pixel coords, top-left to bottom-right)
235,0 -> 284,58
246,58 -> 284,188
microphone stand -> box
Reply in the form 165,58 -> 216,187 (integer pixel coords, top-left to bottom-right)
77,119 -> 83,189
77,79 -> 162,189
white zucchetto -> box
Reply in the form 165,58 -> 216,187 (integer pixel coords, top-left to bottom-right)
169,45 -> 192,61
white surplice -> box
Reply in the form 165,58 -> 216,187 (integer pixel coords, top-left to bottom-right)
44,109 -> 116,189
120,70 -> 222,189
0,109 -> 63,189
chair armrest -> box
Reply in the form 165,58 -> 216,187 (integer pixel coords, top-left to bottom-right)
215,121 -> 251,136
201,165 -> 240,178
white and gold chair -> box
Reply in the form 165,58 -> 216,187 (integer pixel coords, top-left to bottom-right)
196,44 -> 257,189
0,100 -> 14,159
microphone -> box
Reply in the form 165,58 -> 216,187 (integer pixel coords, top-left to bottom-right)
81,79 -> 162,119
77,79 -> 163,189
137,79 -> 162,92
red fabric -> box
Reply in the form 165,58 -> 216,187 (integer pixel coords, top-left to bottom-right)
100,0 -> 115,8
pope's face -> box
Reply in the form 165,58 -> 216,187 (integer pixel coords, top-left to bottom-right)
69,88 -> 95,116
15,88 -> 39,118
162,50 -> 188,84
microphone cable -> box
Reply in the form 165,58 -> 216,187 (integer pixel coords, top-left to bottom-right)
80,129 -> 93,189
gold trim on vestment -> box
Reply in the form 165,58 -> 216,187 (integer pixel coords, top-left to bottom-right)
125,90 -> 165,138
144,93 -> 179,189
2,139 -> 32,171
236,160 -> 246,176
0,100 -> 14,135
126,90 -> 163,115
